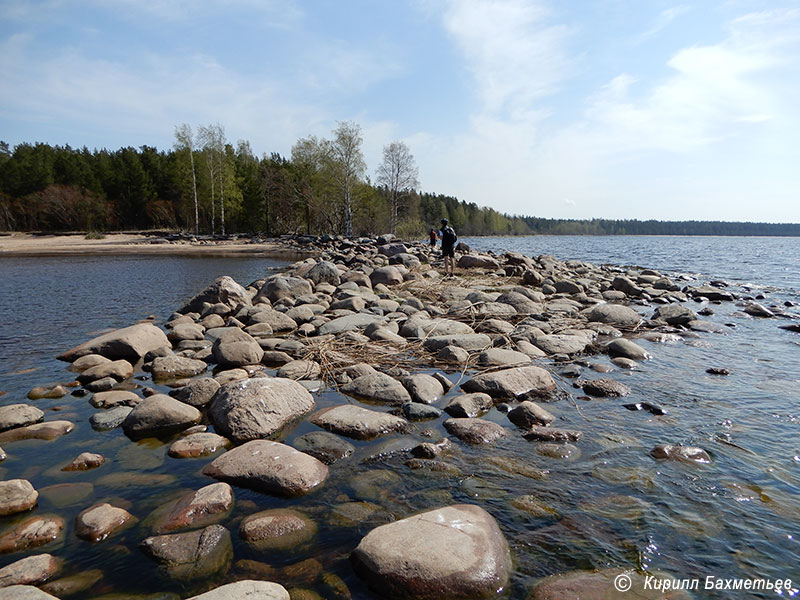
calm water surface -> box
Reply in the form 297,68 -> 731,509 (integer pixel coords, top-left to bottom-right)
0,239 -> 799,598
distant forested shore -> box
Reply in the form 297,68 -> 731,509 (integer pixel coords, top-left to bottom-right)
1,134 -> 797,238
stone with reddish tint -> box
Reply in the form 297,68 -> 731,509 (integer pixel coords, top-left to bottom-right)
168,432 -> 231,458
154,483 -> 233,533
58,323 -> 169,363
0,515 -> 65,553
0,554 -> 62,588
527,568 -> 694,599
62,452 -> 105,471
351,504 -> 510,600
239,508 -> 317,551
0,421 -> 74,444
75,503 -> 135,542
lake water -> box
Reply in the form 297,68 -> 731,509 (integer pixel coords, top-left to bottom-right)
1,237 -> 799,598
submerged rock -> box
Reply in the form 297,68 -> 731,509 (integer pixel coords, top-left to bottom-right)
291,431 -> 355,465
528,568 -> 694,599
351,504 -> 510,600
651,444 -> 712,464
239,508 -> 317,551
140,524 -> 233,581
168,432 -> 231,458
0,515 -> 65,553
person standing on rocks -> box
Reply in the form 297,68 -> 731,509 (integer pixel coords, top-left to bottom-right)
429,229 -> 437,247
438,218 -> 457,278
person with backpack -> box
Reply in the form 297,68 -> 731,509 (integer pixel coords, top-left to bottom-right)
438,218 -> 457,277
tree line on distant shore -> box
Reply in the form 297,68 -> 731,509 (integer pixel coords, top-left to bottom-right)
1,125 -> 798,238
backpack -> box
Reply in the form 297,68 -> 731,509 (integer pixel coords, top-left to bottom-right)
442,225 -> 457,246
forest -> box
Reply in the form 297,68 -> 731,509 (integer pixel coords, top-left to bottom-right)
1,121 -> 798,238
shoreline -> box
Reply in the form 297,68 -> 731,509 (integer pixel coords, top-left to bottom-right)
0,232 -> 313,259
0,234 -> 797,598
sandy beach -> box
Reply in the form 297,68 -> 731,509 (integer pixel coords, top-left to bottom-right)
0,232 -> 308,258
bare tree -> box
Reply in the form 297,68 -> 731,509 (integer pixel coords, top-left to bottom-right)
198,123 -> 228,235
174,123 -> 199,234
376,141 -> 419,234
326,121 -> 366,237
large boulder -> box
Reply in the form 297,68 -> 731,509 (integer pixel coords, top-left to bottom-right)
74,503 -> 135,542
121,394 -> 202,439
211,328 -> 264,367
606,338 -> 651,361
179,276 -> 251,314
586,304 -> 642,328
58,323 -> 169,362
0,480 -> 38,516
462,366 -> 557,399
533,334 -> 590,355
652,304 -> 697,326
149,356 -> 207,380
370,266 -> 404,286
0,554 -> 62,588
443,418 -> 507,445
457,255 -> 500,269
318,313 -> 387,336
255,276 -> 313,304
340,372 -> 412,405
309,405 -> 410,440
203,440 -> 328,497
208,378 -> 315,443
528,568 -> 694,600
351,504 -> 510,600
307,261 -> 341,286
140,525 -> 232,581
186,580 -> 290,600
0,405 -> 44,432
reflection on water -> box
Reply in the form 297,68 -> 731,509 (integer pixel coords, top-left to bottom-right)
0,242 -> 799,598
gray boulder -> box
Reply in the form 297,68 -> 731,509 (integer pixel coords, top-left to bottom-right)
443,418 -> 507,445
307,260 -> 341,286
341,372 -> 412,405
254,276 -> 312,304
0,405 -> 44,432
462,366 -> 557,399
370,266 -> 404,286
652,304 -> 697,325
89,406 -> 132,430
172,378 -> 221,408
179,276 -> 251,314
477,348 -> 531,367
211,328 -> 264,367
533,334 -> 590,355
351,504 -> 510,600
457,254 -> 500,269
423,334 -> 491,352
121,394 -> 202,439
203,440 -> 328,496
507,401 -> 555,428
186,580 -> 290,600
319,313 -> 387,336
292,431 -> 355,465
444,393 -> 493,418
586,304 -> 642,328
150,356 -> 207,380
140,525 -> 232,581
58,323 -> 169,362
208,377 -> 315,443
402,374 -> 444,404
309,405 -> 410,440
606,338 -> 651,361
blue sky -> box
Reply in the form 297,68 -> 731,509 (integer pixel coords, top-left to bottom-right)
1,0 -> 798,222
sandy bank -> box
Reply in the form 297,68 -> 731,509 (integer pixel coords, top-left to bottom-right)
0,232 -> 311,258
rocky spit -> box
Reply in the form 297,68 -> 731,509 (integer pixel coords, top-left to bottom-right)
0,233 -> 797,599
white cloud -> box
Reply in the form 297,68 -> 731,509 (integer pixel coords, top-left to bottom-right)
635,4 -> 692,44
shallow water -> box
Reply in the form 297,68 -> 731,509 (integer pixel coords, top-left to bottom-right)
0,240 -> 799,598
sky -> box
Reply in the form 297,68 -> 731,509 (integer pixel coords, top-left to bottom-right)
1,0 -> 799,223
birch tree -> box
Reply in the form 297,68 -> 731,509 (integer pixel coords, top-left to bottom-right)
376,141 -> 419,234
173,123 -> 199,234
326,121 -> 365,237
